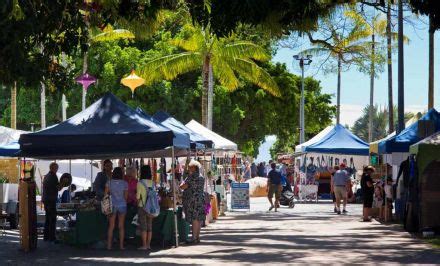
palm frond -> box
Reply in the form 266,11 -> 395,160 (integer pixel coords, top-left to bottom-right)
91,29 -> 135,43
139,52 -> 202,85
211,57 -> 240,89
218,41 -> 270,62
227,58 -> 280,97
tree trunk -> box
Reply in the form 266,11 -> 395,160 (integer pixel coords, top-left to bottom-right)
61,94 -> 67,121
387,2 -> 394,133
428,15 -> 435,110
40,81 -> 46,129
207,62 -> 214,130
397,0 -> 404,133
369,33 -> 375,142
201,55 -> 210,127
82,51 -> 88,111
11,81 -> 17,129
336,55 -> 342,125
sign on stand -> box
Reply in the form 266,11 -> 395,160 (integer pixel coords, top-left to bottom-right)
231,182 -> 250,210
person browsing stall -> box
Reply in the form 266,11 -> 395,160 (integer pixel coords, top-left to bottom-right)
136,165 -> 154,251
42,162 -> 62,242
332,163 -> 350,215
94,159 -> 113,201
124,166 -> 138,207
361,166 -> 375,222
60,184 -> 76,203
267,163 -> 282,212
105,167 -> 128,250
181,160 -> 206,244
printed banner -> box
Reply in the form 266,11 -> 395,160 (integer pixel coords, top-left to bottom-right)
231,182 -> 250,210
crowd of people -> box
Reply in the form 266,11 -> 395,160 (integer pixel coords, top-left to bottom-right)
41,159 -> 207,250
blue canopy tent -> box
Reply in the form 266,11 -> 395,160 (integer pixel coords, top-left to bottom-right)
0,141 -> 20,157
152,111 -> 214,149
136,107 -> 191,151
378,109 -> 440,154
19,92 -> 186,246
19,92 -> 190,159
305,124 -> 369,155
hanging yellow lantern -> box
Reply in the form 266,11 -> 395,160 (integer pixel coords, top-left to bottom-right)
121,69 -> 145,97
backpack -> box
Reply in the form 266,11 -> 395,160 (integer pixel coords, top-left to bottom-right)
140,181 -> 160,218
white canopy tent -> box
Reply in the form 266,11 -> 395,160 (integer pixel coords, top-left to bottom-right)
0,126 -> 26,145
186,120 -> 238,151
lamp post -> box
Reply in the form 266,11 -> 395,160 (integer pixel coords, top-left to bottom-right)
293,54 -> 312,144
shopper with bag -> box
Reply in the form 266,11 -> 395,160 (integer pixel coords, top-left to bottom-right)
105,167 -> 128,250
181,160 -> 206,244
136,165 -> 155,251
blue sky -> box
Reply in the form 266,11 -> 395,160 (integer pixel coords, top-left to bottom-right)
272,14 -> 439,127
256,12 -> 439,162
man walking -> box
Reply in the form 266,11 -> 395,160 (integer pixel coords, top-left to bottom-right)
267,163 -> 282,212
43,162 -> 61,242
332,163 -> 350,215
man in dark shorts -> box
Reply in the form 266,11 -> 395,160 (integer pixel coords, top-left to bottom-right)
361,166 -> 375,222
267,163 -> 282,212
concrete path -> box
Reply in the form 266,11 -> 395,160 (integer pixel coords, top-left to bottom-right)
1,197 -> 439,265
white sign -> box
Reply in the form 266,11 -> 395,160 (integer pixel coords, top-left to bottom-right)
231,182 -> 250,210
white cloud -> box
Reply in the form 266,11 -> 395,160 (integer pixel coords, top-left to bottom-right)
334,104 -> 429,128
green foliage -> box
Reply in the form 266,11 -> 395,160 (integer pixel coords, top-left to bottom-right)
351,105 -> 420,142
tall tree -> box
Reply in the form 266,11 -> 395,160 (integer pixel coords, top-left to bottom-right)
139,24 -> 280,129
386,1 -> 394,133
301,8 -> 371,124
10,82 -> 16,129
428,15 -> 435,109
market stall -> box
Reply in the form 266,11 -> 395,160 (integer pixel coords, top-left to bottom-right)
19,92 -> 191,248
295,124 -> 369,200
407,132 -> 440,232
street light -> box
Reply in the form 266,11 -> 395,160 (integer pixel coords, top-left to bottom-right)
294,54 -> 312,144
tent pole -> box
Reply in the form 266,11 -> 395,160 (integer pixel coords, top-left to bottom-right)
171,146 -> 179,247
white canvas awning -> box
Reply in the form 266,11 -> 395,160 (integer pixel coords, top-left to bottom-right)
0,126 -> 26,145
185,120 -> 238,151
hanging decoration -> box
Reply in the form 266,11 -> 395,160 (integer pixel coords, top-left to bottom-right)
121,69 -> 145,97
75,72 -> 97,91
75,72 -> 97,110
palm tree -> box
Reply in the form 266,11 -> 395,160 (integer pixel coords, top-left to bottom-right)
11,82 -> 16,129
428,15 -> 435,109
303,13 -> 371,124
139,24 -> 280,129
386,1 -> 394,134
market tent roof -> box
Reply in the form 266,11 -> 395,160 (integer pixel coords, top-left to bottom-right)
0,126 -> 26,145
19,92 -> 178,159
186,119 -> 238,151
136,107 -> 191,149
378,109 -> 440,154
295,126 -> 333,153
305,124 -> 369,155
0,141 -> 20,157
410,131 -> 440,174
0,126 -> 28,157
153,111 -> 214,149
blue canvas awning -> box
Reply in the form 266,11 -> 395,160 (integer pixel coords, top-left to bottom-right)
152,111 -> 214,149
378,109 -> 440,154
305,124 -> 369,155
136,107 -> 190,149
19,92 -> 180,159
0,141 -> 20,157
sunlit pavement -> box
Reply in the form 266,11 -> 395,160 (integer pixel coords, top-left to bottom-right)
1,197 -> 439,265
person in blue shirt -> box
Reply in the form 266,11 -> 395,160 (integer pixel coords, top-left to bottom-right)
266,163 -> 282,212
60,184 -> 76,203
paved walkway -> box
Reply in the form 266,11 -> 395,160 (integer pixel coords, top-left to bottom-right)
1,198 -> 439,265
